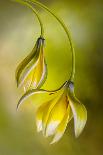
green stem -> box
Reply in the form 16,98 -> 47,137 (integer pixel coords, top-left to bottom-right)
24,0 -> 75,82
12,0 -> 44,37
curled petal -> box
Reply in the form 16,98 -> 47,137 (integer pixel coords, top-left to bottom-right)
16,37 -> 47,91
69,95 -> 87,137
16,38 -> 41,87
17,81 -> 67,110
17,89 -> 55,110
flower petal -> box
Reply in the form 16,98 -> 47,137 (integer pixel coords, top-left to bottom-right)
16,37 -> 44,88
36,99 -> 53,132
22,60 -> 39,92
42,92 -> 64,136
69,95 -> 87,138
37,59 -> 47,89
28,49 -> 47,89
17,81 -> 67,110
17,89 -> 55,110
45,94 -> 68,137
50,105 -> 72,144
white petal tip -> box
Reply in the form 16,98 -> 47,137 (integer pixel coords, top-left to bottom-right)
75,120 -> 87,138
46,121 -> 60,137
36,120 -> 42,132
50,132 -> 63,144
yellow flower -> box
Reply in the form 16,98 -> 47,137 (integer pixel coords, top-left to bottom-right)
17,81 -> 87,144
16,37 -> 47,92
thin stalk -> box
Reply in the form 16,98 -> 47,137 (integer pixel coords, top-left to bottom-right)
12,0 -> 44,37
24,0 -> 75,82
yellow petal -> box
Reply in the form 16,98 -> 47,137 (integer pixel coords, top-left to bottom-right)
29,49 -> 46,89
69,98 -> 87,137
16,37 -> 42,88
31,89 -> 66,133
22,49 -> 44,91
36,100 -> 53,132
18,58 -> 38,90
42,95 -> 61,135
51,105 -> 72,144
17,82 -> 67,110
17,88 -> 60,110
16,37 -> 47,91
22,61 -> 38,92
45,94 -> 68,137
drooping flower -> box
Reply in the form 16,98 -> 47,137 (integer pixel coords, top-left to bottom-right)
16,37 -> 47,92
17,81 -> 87,144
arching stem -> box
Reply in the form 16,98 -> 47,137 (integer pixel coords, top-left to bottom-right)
24,0 -> 75,82
12,0 -> 44,37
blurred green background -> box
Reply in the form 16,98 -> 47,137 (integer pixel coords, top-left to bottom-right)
0,0 -> 103,155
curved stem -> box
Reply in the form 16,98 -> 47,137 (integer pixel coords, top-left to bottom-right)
24,0 -> 75,82
12,0 -> 44,37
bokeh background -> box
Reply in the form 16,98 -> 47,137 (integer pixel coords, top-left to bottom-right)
0,0 -> 103,155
